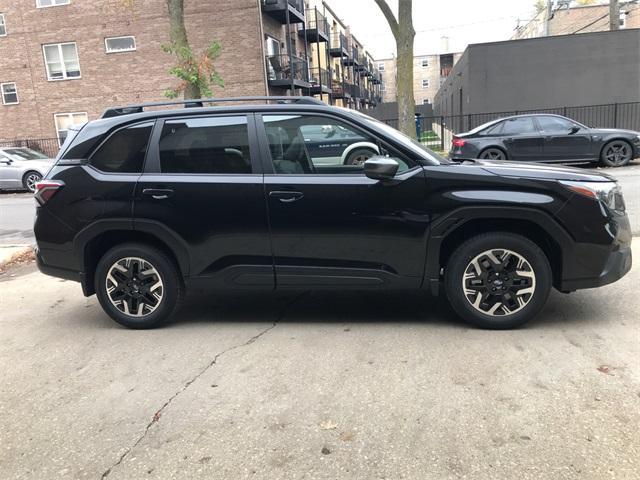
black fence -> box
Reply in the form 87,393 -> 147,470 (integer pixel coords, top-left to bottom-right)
0,137 -> 60,158
382,101 -> 640,152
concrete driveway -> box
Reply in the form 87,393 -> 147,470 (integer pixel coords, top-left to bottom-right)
1,241 -> 639,480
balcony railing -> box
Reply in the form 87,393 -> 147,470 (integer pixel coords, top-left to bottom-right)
261,0 -> 305,24
331,82 -> 350,98
308,67 -> 330,89
266,54 -> 309,85
440,66 -> 453,78
329,32 -> 349,57
304,8 -> 329,39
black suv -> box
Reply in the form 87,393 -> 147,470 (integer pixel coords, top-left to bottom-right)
34,97 -> 632,329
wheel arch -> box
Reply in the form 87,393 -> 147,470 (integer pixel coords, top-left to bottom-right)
425,207 -> 571,295
74,219 -> 190,296
340,141 -> 379,163
599,137 -> 633,159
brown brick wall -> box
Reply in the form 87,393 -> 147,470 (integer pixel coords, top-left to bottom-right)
0,0 -> 267,140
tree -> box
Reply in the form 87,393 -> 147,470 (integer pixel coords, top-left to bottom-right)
534,0 -> 546,14
163,0 -> 224,99
373,0 -> 416,138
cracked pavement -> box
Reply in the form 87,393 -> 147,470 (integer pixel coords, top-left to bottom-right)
1,246 -> 639,479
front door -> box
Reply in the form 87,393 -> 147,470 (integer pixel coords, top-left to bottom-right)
134,114 -> 273,288
500,116 -> 543,161
0,153 -> 22,189
536,116 -> 593,161
257,112 -> 430,289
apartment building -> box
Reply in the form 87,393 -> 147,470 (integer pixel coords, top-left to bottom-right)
0,0 -> 382,143
376,51 -> 463,106
513,0 -> 640,39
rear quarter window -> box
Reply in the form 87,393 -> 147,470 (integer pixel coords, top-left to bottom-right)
89,122 -> 153,173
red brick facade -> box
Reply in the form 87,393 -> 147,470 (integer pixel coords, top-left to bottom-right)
0,0 -> 268,140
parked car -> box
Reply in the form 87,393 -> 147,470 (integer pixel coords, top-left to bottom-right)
0,147 -> 55,192
34,97 -> 632,330
450,114 -> 640,167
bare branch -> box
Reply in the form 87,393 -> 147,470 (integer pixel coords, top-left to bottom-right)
373,0 -> 399,39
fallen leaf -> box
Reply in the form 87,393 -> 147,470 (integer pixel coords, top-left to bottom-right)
597,365 -> 615,375
339,431 -> 355,441
320,420 -> 338,430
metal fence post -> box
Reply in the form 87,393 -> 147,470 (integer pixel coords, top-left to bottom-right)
613,103 -> 618,128
467,114 -> 472,131
440,116 -> 445,151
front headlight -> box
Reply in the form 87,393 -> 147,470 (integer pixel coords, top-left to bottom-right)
560,180 -> 626,213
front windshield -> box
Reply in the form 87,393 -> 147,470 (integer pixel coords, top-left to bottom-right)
345,109 -> 448,164
3,148 -> 49,160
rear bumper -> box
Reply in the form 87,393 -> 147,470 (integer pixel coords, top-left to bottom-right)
36,247 -> 90,294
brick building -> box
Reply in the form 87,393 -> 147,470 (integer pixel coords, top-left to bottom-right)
0,0 -> 382,143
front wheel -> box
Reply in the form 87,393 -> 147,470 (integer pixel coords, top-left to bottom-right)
600,140 -> 632,167
23,171 -> 42,193
444,232 -> 551,329
95,243 -> 183,329
478,148 -> 507,161
344,148 -> 376,166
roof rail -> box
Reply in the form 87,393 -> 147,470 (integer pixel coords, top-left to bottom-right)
100,96 -> 325,119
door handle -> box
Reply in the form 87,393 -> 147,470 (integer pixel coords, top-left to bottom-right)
142,188 -> 174,200
269,190 -> 304,203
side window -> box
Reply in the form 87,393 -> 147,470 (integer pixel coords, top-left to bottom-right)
263,114 -> 411,175
501,117 -> 537,135
159,116 -> 252,174
90,122 -> 153,173
480,122 -> 504,136
537,116 -> 575,133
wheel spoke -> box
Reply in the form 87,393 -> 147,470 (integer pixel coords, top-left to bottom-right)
105,257 -> 163,318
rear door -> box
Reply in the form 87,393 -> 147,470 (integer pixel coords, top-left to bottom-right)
256,112 -> 430,289
134,114 -> 273,287
500,117 -> 543,161
536,116 -> 594,161
0,153 -> 22,188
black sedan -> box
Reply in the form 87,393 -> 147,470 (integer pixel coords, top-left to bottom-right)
450,114 -> 640,167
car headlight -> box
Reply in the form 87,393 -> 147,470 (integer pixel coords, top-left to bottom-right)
560,180 -> 626,213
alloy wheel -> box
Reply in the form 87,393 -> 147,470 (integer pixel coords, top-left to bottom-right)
480,149 -> 506,160
25,173 -> 42,192
604,141 -> 631,166
105,257 -> 164,317
462,249 -> 536,316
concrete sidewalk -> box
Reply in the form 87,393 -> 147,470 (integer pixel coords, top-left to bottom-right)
0,241 -> 638,479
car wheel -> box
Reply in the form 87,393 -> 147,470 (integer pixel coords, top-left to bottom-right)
344,148 -> 376,166
22,171 -> 42,193
95,243 -> 183,329
444,232 -> 551,329
600,140 -> 632,167
478,148 -> 507,160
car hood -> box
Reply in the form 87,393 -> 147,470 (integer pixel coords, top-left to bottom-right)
457,159 -> 616,182
590,128 -> 639,136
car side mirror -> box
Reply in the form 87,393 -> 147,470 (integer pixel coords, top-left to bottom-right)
364,156 -> 399,181
569,126 -> 580,134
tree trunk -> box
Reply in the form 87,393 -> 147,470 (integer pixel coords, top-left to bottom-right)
609,0 -> 620,31
166,0 -> 200,99
373,0 -> 416,138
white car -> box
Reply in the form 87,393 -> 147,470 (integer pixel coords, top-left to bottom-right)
0,147 -> 56,192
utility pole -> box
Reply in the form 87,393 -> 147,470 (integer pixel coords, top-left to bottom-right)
609,0 -> 620,31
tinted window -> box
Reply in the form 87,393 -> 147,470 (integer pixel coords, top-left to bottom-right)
263,114 -> 412,175
90,122 -> 153,173
159,116 -> 252,174
537,116 -> 576,132
501,117 -> 537,135
480,122 -> 504,135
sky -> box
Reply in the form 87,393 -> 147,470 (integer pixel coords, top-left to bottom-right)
327,0 -> 540,59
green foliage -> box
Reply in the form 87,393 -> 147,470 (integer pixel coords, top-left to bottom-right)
534,0 -> 546,14
162,40 -> 224,99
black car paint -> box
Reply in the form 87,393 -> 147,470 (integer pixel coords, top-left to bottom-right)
450,114 -> 640,163
35,104 -> 632,301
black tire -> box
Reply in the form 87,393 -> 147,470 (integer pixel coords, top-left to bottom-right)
22,171 -> 42,193
344,148 -> 376,166
444,232 -> 551,329
478,147 -> 508,161
95,243 -> 183,329
600,140 -> 633,167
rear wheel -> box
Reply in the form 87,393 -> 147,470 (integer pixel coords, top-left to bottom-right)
22,171 -> 42,192
600,140 -> 632,167
478,148 -> 507,160
445,232 -> 551,329
344,148 -> 376,166
95,243 -> 183,329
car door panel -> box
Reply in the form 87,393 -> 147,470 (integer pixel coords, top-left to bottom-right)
0,156 -> 23,188
536,116 -> 594,161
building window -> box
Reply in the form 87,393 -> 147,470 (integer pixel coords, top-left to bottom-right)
377,62 -> 385,71
421,58 -> 428,67
620,11 -> 627,29
54,112 -> 88,145
105,36 -> 136,53
422,98 -> 430,105
43,42 -> 81,80
36,0 -> 70,7
0,14 -> 6,36
422,79 -> 429,88
1,83 -> 18,105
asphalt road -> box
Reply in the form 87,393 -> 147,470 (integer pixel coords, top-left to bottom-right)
1,163 -> 640,246
1,240 -> 639,479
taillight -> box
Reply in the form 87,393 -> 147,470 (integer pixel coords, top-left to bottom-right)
452,137 -> 466,148
34,180 -> 64,205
